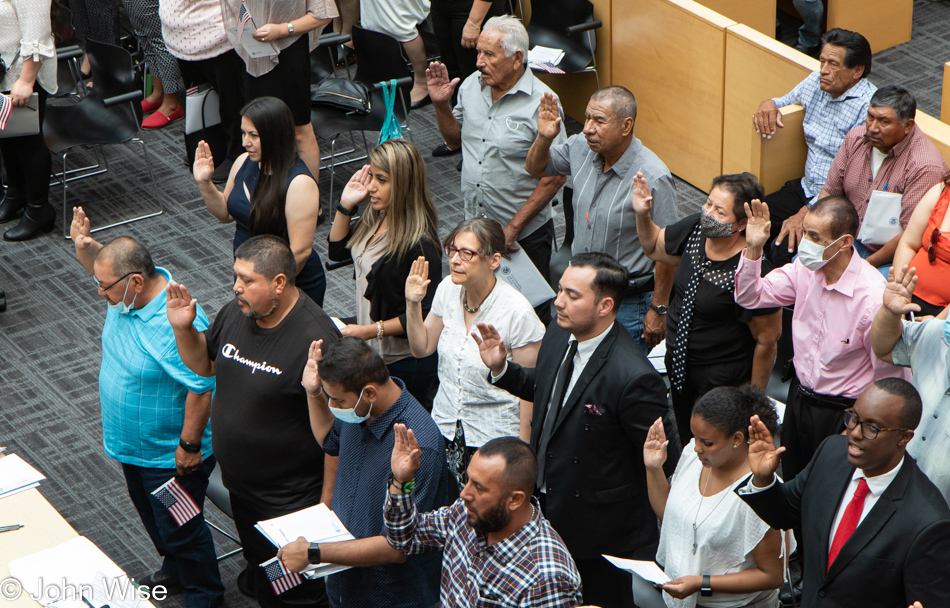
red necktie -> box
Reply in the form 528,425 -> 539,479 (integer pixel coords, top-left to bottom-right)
827,478 -> 871,570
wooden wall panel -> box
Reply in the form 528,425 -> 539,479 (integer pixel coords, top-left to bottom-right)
942,62 -> 950,125
826,0 -> 913,54
699,0 -> 775,38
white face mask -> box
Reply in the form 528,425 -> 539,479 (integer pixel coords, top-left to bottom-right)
798,235 -> 845,271
108,278 -> 137,315
328,388 -> 373,424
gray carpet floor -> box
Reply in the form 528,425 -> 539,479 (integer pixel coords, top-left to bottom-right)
1,1 -> 948,606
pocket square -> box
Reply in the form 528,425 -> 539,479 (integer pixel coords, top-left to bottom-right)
583,403 -> 602,416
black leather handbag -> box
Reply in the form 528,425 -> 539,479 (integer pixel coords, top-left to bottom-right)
310,78 -> 371,115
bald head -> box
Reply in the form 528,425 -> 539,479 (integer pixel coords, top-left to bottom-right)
96,237 -> 158,280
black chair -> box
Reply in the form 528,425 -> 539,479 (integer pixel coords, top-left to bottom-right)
52,45 -> 86,99
205,466 -> 242,561
310,25 -> 413,212
520,0 -> 602,87
44,39 -> 160,238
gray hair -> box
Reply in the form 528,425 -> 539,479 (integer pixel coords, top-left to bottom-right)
97,237 -> 159,280
482,15 -> 529,65
870,85 -> 917,124
591,86 -> 637,122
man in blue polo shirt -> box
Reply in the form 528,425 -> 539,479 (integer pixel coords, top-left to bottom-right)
280,337 -> 447,608
70,207 -> 223,608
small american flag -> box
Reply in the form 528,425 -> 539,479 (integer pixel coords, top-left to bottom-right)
262,558 -> 302,595
529,61 -> 566,75
151,478 -> 201,526
0,94 -> 12,130
237,2 -> 253,40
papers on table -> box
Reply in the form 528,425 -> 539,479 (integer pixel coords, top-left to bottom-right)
528,45 -> 565,66
647,339 -> 667,374
0,454 -> 46,499
255,503 -> 356,578
10,537 -> 151,608
495,248 -> 556,307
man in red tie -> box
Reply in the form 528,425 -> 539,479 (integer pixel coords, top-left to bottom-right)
736,378 -> 950,608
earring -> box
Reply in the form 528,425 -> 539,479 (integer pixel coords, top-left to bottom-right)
733,443 -> 739,449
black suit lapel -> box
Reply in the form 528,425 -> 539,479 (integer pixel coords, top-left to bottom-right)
531,337 -> 574,450
818,463 -> 857,574
550,324 -> 618,436
824,458 -> 911,582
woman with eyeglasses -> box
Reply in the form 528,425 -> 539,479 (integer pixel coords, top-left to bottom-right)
644,385 -> 787,608
405,217 -> 544,499
194,96 -> 326,305
892,176 -> 950,317
327,139 -> 442,407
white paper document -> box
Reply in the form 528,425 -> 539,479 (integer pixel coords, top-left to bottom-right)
330,317 -> 347,332
857,190 -> 903,246
228,27 -> 279,58
603,555 -> 670,585
255,503 -> 356,577
647,339 -> 667,374
0,453 -> 46,498
528,45 -> 565,66
495,248 -> 556,307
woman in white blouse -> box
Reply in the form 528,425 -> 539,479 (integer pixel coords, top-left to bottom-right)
405,218 -> 544,498
644,385 -> 786,608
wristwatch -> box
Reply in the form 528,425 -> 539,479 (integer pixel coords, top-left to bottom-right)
700,575 -> 712,597
287,22 -> 295,35
308,542 -> 321,564
179,439 -> 201,453
651,304 -> 668,315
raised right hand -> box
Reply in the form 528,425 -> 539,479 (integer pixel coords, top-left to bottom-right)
71,206 -> 94,248
630,171 -> 653,215
643,417 -> 668,471
300,339 -> 324,397
339,165 -> 371,210
753,99 -> 783,138
471,322 -> 508,376
748,414 -> 784,484
391,423 -> 421,483
425,61 -> 460,105
743,199 -> 771,254
166,281 -> 198,331
193,140 -> 215,183
405,256 -> 430,303
537,92 -> 562,141
882,265 -> 921,316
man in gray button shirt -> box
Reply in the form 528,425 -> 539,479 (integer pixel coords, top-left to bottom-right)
525,86 -> 679,353
426,15 -> 566,323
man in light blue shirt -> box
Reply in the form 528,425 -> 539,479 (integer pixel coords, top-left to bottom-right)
752,28 -> 875,266
70,207 -> 222,608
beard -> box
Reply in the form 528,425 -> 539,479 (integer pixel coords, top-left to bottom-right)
467,497 -> 512,536
237,293 -> 279,320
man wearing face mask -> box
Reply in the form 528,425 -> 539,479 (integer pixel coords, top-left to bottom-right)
735,196 -> 908,486
69,207 -> 224,608
168,234 -> 340,608
283,336 -> 447,608
871,265 -> 950,503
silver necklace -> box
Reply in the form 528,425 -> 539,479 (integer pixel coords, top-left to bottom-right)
691,457 -> 748,554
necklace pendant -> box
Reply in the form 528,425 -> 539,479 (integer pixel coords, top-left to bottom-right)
692,542 -> 697,555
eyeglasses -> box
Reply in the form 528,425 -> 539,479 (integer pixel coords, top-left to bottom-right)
843,409 -> 909,440
445,246 -> 480,262
96,270 -> 142,292
929,227 -> 942,264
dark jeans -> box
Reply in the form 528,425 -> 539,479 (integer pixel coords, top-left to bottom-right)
520,219 -> 555,325
178,50 -> 247,161
764,178 -> 810,267
387,351 -> 439,411
0,85 -> 50,205
667,357 -> 753,442
122,456 -> 224,608
230,492 -> 329,608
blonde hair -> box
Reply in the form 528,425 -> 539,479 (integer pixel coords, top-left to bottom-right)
350,139 -> 439,261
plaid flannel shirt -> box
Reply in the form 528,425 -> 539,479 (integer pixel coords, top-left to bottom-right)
385,492 -> 582,607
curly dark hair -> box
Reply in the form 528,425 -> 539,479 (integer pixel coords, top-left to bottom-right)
692,384 -> 779,440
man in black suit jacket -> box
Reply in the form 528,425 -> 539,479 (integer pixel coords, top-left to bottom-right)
739,378 -> 950,608
475,252 -> 680,608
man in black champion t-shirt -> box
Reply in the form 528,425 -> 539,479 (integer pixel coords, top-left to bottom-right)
168,235 -> 340,608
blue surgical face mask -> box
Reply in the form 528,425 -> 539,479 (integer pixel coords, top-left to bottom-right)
328,388 -> 373,424
108,278 -> 137,315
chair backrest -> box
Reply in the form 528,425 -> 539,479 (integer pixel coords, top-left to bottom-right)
526,0 -> 596,57
351,26 -> 412,101
86,39 -> 143,122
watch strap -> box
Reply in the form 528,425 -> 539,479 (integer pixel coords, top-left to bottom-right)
179,439 -> 201,453
308,542 -> 321,564
335,203 -> 357,217
700,574 -> 712,597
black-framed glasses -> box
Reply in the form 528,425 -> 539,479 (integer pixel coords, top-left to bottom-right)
96,270 -> 142,292
843,409 -> 909,440
445,245 -> 479,262
929,227 -> 941,264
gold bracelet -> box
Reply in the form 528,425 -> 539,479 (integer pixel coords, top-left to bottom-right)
376,320 -> 384,340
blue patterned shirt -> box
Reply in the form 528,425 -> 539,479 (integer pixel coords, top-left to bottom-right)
322,378 -> 447,608
99,267 -> 214,468
773,72 -> 876,199
385,494 -> 583,607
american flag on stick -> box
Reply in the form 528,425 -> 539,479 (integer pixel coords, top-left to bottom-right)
151,478 -> 201,526
0,95 -> 12,130
262,558 -> 303,595
238,2 -> 253,40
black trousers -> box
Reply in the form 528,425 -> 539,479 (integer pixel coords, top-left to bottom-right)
519,219 -> 555,325
0,85 -> 50,205
230,493 -> 329,608
574,557 -> 635,608
764,178 -> 809,267
178,50 -> 247,161
430,0 -> 505,83
781,375 -> 854,482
